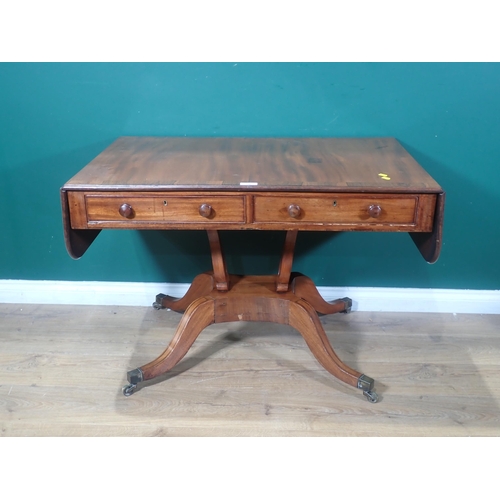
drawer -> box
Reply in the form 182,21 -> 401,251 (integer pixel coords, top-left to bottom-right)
70,192 -> 246,227
253,193 -> 436,230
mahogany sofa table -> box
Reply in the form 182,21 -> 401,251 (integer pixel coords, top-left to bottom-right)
61,137 -> 445,403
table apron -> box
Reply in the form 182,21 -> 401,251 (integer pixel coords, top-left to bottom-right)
66,191 -> 437,232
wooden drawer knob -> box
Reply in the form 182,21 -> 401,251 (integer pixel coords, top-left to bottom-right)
199,203 -> 213,218
118,203 -> 134,218
368,204 -> 382,218
288,204 -> 302,218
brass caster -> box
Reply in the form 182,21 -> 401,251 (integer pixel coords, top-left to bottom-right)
122,383 -> 137,397
340,297 -> 352,314
357,374 -> 378,403
122,368 -> 144,396
363,390 -> 379,403
153,293 -> 167,310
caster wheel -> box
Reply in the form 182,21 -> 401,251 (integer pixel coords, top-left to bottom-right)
153,294 -> 167,310
363,390 -> 379,403
122,383 -> 137,397
341,297 -> 352,314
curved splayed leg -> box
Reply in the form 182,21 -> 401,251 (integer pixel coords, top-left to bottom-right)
292,274 -> 352,315
288,298 -> 377,402
123,296 -> 215,395
153,273 -> 215,312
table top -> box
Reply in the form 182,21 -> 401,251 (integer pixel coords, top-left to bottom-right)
61,136 -> 445,263
63,137 -> 443,194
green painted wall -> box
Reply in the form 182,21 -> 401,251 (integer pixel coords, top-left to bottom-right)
1,63 -> 499,289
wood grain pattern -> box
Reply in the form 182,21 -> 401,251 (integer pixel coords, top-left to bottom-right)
155,273 -> 215,312
131,272 -> 367,391
253,193 -> 436,231
292,274 -> 351,315
276,230 -> 298,292
207,230 -> 229,291
140,297 -> 215,381
57,138 -> 448,410
61,137 -> 445,261
66,191 -> 436,232
288,298 -> 362,387
1,304 -> 498,437
63,137 -> 443,193
78,192 -> 246,226
60,189 -> 100,259
411,191 -> 445,263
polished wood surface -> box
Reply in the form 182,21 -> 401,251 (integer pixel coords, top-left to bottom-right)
83,193 -> 246,224
1,303 -> 498,437
155,273 -> 215,313
277,230 -> 298,292
410,191 -> 446,263
60,137 -> 446,401
63,137 -> 443,193
65,190 -> 437,232
138,230 -> 363,398
292,274 -> 351,315
61,137 -> 445,262
141,271 -> 359,389
60,190 -> 100,259
252,192 -> 436,230
207,230 -> 229,291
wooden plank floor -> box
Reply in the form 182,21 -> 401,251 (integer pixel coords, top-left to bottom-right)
1,303 -> 499,436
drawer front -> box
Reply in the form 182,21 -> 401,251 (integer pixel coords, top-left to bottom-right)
253,194 -> 434,229
83,194 -> 245,225
66,191 -> 436,232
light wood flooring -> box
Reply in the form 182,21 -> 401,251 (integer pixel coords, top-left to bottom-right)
1,303 -> 499,436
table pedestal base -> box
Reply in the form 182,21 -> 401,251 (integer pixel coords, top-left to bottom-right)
123,271 -> 378,403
